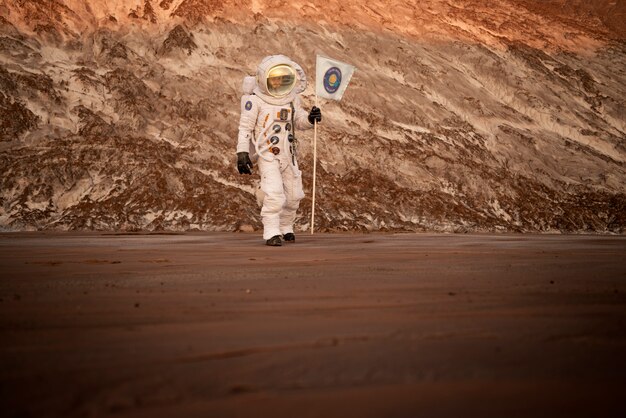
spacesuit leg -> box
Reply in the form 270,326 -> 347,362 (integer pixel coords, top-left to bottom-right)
279,164 -> 305,235
258,158 -> 286,240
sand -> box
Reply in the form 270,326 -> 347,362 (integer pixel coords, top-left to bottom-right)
1,232 -> 625,417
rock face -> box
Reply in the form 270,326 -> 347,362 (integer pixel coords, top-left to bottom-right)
160,24 -> 196,55
0,0 -> 624,233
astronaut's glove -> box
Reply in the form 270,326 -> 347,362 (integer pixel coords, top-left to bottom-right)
308,106 -> 322,124
237,152 -> 253,175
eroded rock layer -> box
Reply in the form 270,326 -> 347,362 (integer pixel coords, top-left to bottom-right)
0,0 -> 624,232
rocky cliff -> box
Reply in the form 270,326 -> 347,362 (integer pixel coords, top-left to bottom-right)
1,0 -> 625,232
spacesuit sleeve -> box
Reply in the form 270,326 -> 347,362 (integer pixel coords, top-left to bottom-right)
293,95 -> 313,131
236,95 -> 259,154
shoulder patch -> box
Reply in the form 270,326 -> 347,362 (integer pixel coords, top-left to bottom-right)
245,100 -> 252,111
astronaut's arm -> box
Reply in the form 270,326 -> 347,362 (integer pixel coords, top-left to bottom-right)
293,96 -> 316,131
237,96 -> 259,154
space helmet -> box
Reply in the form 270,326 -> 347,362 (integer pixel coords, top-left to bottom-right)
255,55 -> 307,103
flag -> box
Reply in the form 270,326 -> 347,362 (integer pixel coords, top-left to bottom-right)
315,55 -> 356,101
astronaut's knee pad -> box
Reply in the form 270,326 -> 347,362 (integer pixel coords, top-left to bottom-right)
255,184 -> 265,208
283,197 -> 302,212
262,191 -> 286,214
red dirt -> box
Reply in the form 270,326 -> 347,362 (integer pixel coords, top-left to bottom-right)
1,232 -> 625,417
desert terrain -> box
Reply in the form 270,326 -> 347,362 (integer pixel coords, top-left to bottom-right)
1,2 -> 625,415
1,232 -> 625,417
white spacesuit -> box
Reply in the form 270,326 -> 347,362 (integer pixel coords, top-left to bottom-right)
236,55 -> 321,246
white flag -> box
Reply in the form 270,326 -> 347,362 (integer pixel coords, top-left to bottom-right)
315,55 -> 355,101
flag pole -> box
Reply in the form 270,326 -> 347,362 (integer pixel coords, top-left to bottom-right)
310,94 -> 318,235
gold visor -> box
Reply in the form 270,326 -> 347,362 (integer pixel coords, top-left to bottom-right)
266,64 -> 296,97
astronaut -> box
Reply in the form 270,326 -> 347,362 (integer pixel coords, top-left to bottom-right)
236,55 -> 322,246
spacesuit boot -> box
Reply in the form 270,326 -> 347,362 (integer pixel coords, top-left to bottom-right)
266,235 -> 282,246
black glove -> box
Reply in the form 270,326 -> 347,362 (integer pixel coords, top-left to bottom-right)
308,106 -> 322,124
237,152 -> 253,175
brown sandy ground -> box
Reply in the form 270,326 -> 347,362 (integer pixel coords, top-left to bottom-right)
0,232 -> 625,417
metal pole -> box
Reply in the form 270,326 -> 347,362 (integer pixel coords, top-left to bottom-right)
310,95 -> 319,234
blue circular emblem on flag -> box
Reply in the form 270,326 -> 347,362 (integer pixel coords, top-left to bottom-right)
245,101 -> 252,111
323,67 -> 342,94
